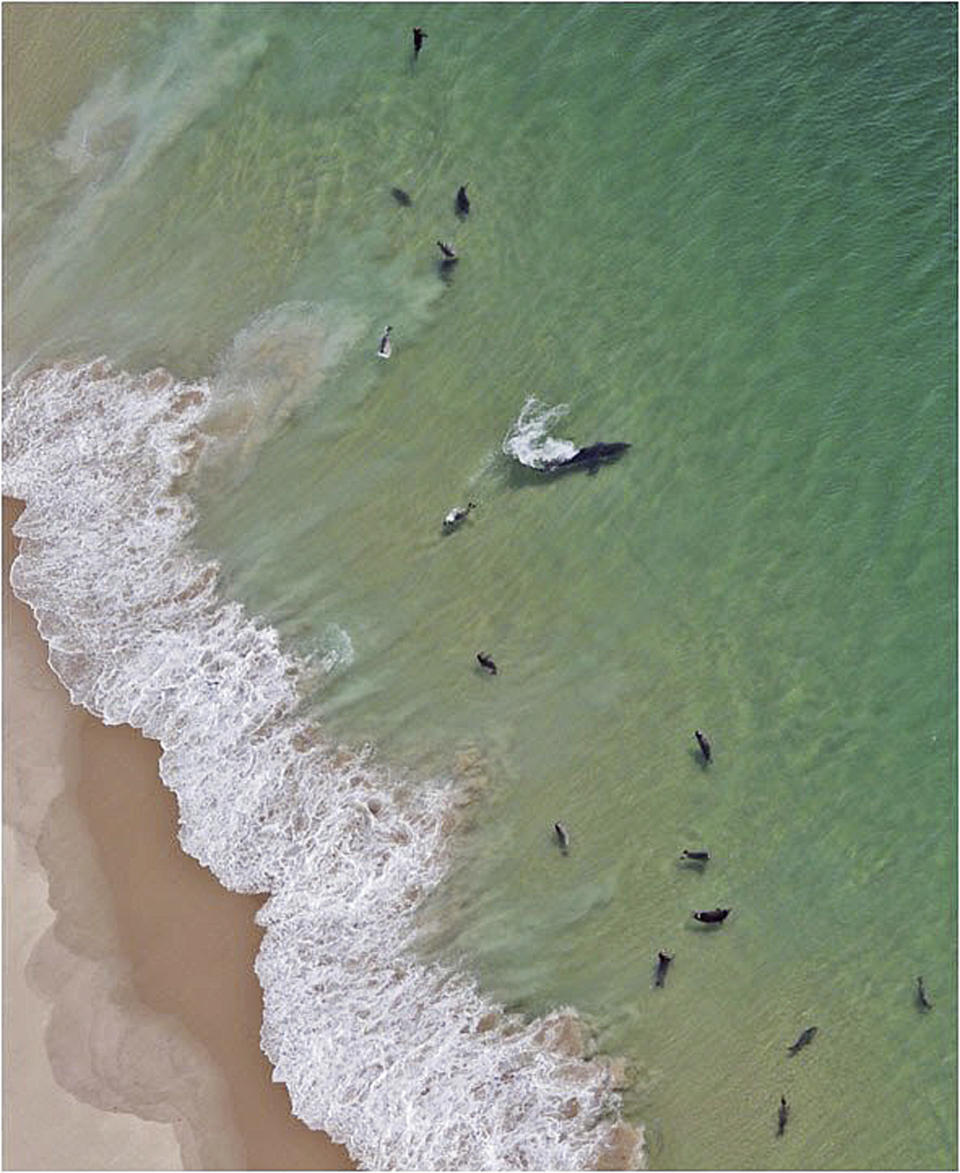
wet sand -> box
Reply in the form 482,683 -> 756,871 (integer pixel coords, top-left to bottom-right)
4,496 -> 355,1170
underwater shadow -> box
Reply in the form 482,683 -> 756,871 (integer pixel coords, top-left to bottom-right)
503,458 -> 629,492
686,745 -> 711,771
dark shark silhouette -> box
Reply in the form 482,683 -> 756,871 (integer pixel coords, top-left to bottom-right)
916,975 -> 933,1011
543,442 -> 631,475
787,1026 -> 818,1055
554,821 -> 570,855
777,1095 -> 789,1136
654,951 -> 673,988
692,907 -> 730,924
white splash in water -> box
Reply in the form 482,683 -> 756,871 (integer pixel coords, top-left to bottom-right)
501,396 -> 579,470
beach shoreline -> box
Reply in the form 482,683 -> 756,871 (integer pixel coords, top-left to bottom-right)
3,495 -> 355,1170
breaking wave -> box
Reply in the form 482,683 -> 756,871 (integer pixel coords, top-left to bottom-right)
2,358 -> 643,1170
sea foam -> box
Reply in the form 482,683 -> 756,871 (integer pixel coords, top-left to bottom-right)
3,359 -> 643,1170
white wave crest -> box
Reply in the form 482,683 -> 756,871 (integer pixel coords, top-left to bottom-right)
501,396 -> 579,469
2,359 -> 643,1170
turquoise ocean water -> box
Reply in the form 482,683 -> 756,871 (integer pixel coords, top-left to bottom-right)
4,4 -> 956,1168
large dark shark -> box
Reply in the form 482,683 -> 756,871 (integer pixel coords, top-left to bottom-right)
543,441 -> 631,474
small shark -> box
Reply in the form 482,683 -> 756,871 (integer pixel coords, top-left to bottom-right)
916,976 -> 933,1011
476,651 -> 498,675
777,1095 -> 789,1136
694,729 -> 712,763
787,1026 -> 818,1055
442,502 -> 475,532
692,908 -> 730,924
654,951 -> 673,988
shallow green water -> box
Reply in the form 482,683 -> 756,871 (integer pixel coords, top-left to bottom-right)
5,4 -> 956,1168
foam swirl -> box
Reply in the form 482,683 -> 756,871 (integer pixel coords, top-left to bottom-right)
3,358 -> 643,1170
501,396 -> 579,470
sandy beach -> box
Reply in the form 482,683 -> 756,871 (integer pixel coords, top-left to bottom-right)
3,496 -> 355,1170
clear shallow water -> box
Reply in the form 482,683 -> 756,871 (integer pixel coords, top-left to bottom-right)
4,4 -> 956,1169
